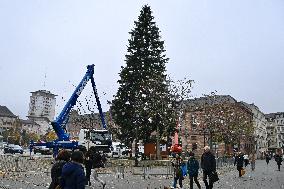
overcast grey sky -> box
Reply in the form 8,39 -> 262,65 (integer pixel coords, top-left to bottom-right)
0,0 -> 283,119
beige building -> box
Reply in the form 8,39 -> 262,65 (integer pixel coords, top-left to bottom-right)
265,112 -> 284,151
27,90 -> 57,135
242,102 -> 268,158
20,119 -> 41,136
0,105 -> 18,134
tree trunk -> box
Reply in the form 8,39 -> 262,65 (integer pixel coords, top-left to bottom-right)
134,140 -> 139,167
156,130 -> 161,160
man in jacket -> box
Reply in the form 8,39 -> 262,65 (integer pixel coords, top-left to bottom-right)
201,146 -> 216,189
60,151 -> 86,189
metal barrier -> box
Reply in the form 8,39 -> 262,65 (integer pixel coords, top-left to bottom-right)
216,157 -> 234,169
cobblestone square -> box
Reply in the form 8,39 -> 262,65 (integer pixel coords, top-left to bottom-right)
1,155 -> 284,189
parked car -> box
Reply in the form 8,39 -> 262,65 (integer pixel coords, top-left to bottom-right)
4,144 -> 23,154
0,142 -> 7,150
34,146 -> 52,155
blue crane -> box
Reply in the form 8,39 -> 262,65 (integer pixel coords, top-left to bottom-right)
29,64 -> 108,157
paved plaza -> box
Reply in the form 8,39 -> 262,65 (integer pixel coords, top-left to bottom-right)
0,154 -> 284,189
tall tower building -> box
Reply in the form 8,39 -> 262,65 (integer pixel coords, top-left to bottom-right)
28,90 -> 56,121
28,90 -> 57,134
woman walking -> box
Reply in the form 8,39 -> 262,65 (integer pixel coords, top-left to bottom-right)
187,152 -> 201,189
250,153 -> 256,171
234,152 -> 244,177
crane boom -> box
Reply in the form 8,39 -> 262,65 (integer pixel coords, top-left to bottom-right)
30,64 -> 108,157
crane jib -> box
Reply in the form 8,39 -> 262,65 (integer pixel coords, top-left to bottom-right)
29,64 -> 109,158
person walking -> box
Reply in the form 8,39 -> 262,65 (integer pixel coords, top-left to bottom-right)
201,146 -> 216,189
274,150 -> 283,171
49,150 -> 71,189
265,153 -> 270,165
171,154 -> 184,189
84,150 -> 93,186
244,153 -> 249,167
92,149 -> 106,189
234,152 -> 244,177
249,153 -> 256,171
60,151 -> 86,189
187,152 -> 201,189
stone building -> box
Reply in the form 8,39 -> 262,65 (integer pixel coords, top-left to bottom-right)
241,102 -> 268,158
66,110 -> 106,140
265,112 -> 284,151
27,90 -> 57,135
0,105 -> 18,134
20,119 -> 41,136
182,95 -> 254,157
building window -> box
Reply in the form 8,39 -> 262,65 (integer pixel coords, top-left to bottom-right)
192,123 -> 197,130
192,143 -> 198,150
191,136 -> 197,140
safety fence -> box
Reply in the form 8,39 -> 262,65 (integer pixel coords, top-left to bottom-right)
0,154 -> 235,189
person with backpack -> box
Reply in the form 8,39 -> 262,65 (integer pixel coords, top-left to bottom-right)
187,152 -> 201,189
49,150 -> 71,189
171,154 -> 184,189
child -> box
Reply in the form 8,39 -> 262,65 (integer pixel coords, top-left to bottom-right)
171,154 -> 183,189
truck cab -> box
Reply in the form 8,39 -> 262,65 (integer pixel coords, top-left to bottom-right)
78,129 -> 112,156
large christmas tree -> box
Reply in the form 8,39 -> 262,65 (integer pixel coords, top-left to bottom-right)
111,5 -> 177,154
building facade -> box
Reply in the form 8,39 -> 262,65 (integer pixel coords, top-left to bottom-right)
265,114 -> 278,152
242,102 -> 268,158
0,105 -> 18,134
66,110 -> 106,140
182,95 -> 254,157
265,112 -> 284,151
20,119 -> 41,136
27,90 -> 57,135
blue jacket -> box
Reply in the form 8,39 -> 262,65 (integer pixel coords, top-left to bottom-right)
60,162 -> 86,189
187,157 -> 199,176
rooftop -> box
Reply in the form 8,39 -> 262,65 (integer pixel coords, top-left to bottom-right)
31,90 -> 57,97
0,105 -> 17,118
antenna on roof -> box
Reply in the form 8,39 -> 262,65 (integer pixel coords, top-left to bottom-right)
43,67 -> 47,89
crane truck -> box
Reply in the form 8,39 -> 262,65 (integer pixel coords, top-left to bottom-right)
29,64 -> 112,157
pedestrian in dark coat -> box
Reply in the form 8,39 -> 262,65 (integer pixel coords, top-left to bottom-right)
49,150 -> 71,189
187,152 -> 201,189
234,152 -> 244,177
201,146 -> 216,189
265,153 -> 270,165
60,151 -> 86,189
84,150 -> 93,186
274,151 -> 283,171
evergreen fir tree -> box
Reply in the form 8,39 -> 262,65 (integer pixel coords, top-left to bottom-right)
111,5 -> 177,149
